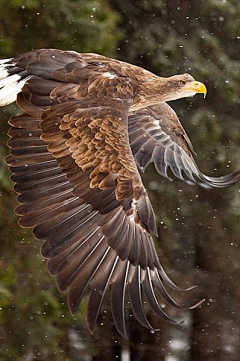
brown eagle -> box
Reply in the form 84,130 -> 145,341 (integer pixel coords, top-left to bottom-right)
0,49 -> 239,338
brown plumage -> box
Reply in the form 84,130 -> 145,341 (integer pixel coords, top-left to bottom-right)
0,49 -> 240,338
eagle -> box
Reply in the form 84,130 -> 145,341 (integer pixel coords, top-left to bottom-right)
0,49 -> 239,338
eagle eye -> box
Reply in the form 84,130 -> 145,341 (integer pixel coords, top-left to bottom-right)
179,80 -> 186,85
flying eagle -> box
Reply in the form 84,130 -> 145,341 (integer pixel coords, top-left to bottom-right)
0,49 -> 239,338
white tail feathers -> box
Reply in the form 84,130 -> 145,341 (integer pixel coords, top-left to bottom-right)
0,59 -> 31,106
0,58 -> 13,78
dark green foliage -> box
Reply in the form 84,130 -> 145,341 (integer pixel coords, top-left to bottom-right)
0,0 -> 122,56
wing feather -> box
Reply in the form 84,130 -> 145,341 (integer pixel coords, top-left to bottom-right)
87,251 -> 118,334
141,268 -> 177,323
111,259 -> 130,338
128,265 -> 153,330
67,240 -> 111,314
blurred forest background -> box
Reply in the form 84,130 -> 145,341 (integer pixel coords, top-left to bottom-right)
1,0 -> 240,360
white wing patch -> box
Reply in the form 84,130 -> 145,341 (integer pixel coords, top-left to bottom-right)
102,71 -> 117,79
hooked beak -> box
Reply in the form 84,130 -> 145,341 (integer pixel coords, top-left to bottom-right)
182,81 -> 207,98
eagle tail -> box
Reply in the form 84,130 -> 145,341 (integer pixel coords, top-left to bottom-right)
0,58 -> 31,106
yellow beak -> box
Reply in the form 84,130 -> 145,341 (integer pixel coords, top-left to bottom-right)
182,81 -> 207,98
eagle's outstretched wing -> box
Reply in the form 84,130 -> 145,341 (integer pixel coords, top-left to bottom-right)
8,111 -> 189,338
129,103 -> 240,187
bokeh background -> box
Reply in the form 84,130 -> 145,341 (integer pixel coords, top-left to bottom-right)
1,1 -> 240,360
